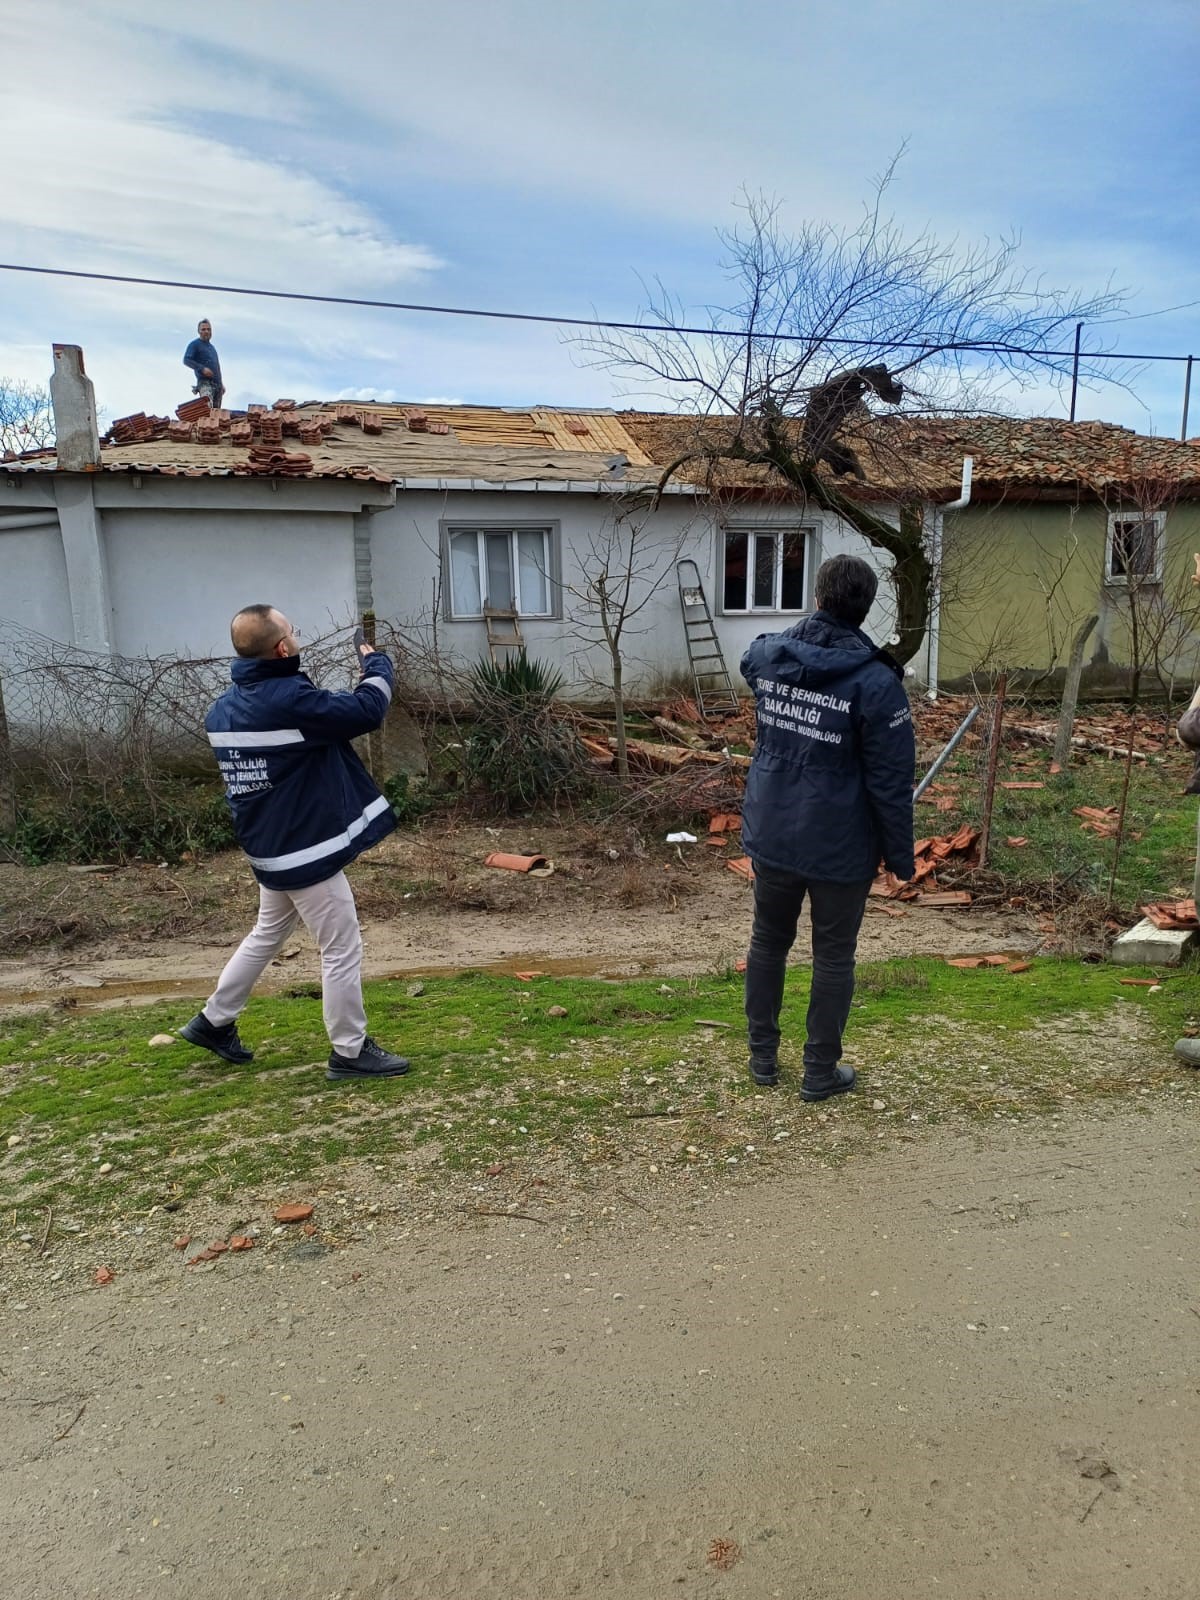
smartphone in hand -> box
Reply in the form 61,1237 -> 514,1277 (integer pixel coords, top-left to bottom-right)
353,626 -> 371,660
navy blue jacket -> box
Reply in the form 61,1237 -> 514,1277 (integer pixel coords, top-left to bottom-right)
205,651 -> 396,891
740,612 -> 916,883
183,337 -> 222,386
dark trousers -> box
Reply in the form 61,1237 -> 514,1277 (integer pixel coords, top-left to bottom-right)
744,863 -> 872,1071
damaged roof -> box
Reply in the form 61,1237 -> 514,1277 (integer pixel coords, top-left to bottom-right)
2,401 -> 660,488
6,395 -> 1200,501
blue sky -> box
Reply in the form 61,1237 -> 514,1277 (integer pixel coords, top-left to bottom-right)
2,0 -> 1197,434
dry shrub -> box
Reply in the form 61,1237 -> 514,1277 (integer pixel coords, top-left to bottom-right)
606,764 -> 746,835
613,858 -> 694,909
0,910 -> 96,956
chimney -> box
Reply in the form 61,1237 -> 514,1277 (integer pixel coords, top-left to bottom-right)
49,344 -> 101,470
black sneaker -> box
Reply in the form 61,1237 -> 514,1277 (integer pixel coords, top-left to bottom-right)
326,1036 -> 411,1082
178,1012 -> 254,1065
749,1057 -> 780,1088
800,1064 -> 856,1103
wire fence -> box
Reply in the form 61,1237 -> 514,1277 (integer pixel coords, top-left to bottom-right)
0,621 -> 366,783
0,622 -> 384,861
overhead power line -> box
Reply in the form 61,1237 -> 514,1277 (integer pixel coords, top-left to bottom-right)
0,260 -> 1192,365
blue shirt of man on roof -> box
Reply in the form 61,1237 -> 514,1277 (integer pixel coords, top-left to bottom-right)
183,318 -> 224,408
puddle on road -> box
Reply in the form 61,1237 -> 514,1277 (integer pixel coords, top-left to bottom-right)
0,954 -> 665,1014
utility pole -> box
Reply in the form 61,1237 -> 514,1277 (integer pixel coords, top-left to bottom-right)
1068,322 -> 1083,422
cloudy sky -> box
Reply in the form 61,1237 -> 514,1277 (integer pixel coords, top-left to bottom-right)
2,0 -> 1197,434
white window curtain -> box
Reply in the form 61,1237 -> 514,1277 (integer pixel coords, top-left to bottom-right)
447,527 -> 554,618
723,528 -> 810,612
517,529 -> 549,613
449,531 -> 481,616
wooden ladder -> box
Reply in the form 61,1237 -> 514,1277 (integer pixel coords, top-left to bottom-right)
484,605 -> 524,663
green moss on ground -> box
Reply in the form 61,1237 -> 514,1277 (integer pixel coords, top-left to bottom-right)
2,958 -> 1196,1229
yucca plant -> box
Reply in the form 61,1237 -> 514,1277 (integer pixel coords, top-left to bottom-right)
468,652 -> 564,708
464,652 -> 589,811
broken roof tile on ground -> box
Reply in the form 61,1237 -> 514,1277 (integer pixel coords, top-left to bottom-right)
871,826 -> 980,906
1140,898 -> 1199,930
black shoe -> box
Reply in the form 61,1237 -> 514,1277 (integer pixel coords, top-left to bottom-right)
179,1012 -> 254,1065
326,1036 -> 411,1081
749,1057 -> 780,1088
800,1063 -> 857,1103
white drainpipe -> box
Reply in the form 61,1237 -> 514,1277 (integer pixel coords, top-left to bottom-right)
925,456 -> 973,697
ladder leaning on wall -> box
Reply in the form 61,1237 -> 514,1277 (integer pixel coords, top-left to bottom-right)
483,604 -> 524,664
676,559 -> 740,719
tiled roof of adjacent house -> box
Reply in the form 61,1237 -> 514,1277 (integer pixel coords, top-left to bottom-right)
6,396 -> 1200,500
885,414 -> 1200,499
617,411 -> 1200,501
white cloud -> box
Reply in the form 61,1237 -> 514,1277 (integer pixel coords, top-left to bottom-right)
0,36 -> 438,293
2,0 -> 1192,437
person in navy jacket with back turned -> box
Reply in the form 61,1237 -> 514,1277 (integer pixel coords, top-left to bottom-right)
179,604 -> 410,1082
740,554 -> 916,1102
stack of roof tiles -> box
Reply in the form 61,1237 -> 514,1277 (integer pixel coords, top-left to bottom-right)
246,446 -> 313,476
108,412 -> 170,444
175,396 -> 212,423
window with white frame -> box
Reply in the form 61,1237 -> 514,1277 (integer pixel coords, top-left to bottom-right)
445,526 -> 555,618
721,527 -> 811,613
1105,512 -> 1165,585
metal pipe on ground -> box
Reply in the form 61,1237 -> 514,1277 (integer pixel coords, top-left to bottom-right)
912,704 -> 981,803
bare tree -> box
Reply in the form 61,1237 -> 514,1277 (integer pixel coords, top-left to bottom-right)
562,495 -> 693,776
582,172 -> 1125,664
1091,467 -> 1200,709
0,379 -> 54,457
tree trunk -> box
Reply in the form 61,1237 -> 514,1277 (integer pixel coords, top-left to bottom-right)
361,609 -> 385,780
611,653 -> 629,778
756,422 -> 932,664
0,671 -> 14,835
1052,613 -> 1098,769
806,485 -> 930,663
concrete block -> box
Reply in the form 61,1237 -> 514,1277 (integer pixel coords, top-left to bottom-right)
1110,917 -> 1197,967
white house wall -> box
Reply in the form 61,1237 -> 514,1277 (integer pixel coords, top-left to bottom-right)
0,518 -> 74,645
368,489 -> 901,699
0,475 -> 906,703
102,508 -> 359,658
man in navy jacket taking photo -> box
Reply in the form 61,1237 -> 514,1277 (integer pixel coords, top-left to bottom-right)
180,605 -> 409,1081
740,554 -> 916,1101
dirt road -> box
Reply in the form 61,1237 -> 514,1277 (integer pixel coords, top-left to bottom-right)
4,1104 -> 1197,1599
0,823 -> 1042,1009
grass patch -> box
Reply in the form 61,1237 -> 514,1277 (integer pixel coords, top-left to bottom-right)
933,741 -> 1196,910
2,957 -> 1197,1241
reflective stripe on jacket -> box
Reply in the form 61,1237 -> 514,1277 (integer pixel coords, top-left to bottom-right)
205,650 -> 396,890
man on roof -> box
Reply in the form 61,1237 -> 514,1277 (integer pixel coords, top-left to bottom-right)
183,319 -> 224,410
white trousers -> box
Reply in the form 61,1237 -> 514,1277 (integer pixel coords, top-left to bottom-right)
204,870 -> 367,1056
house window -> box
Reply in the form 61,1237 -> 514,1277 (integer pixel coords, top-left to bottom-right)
446,526 -> 554,618
1105,513 -> 1164,585
722,528 -> 810,612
